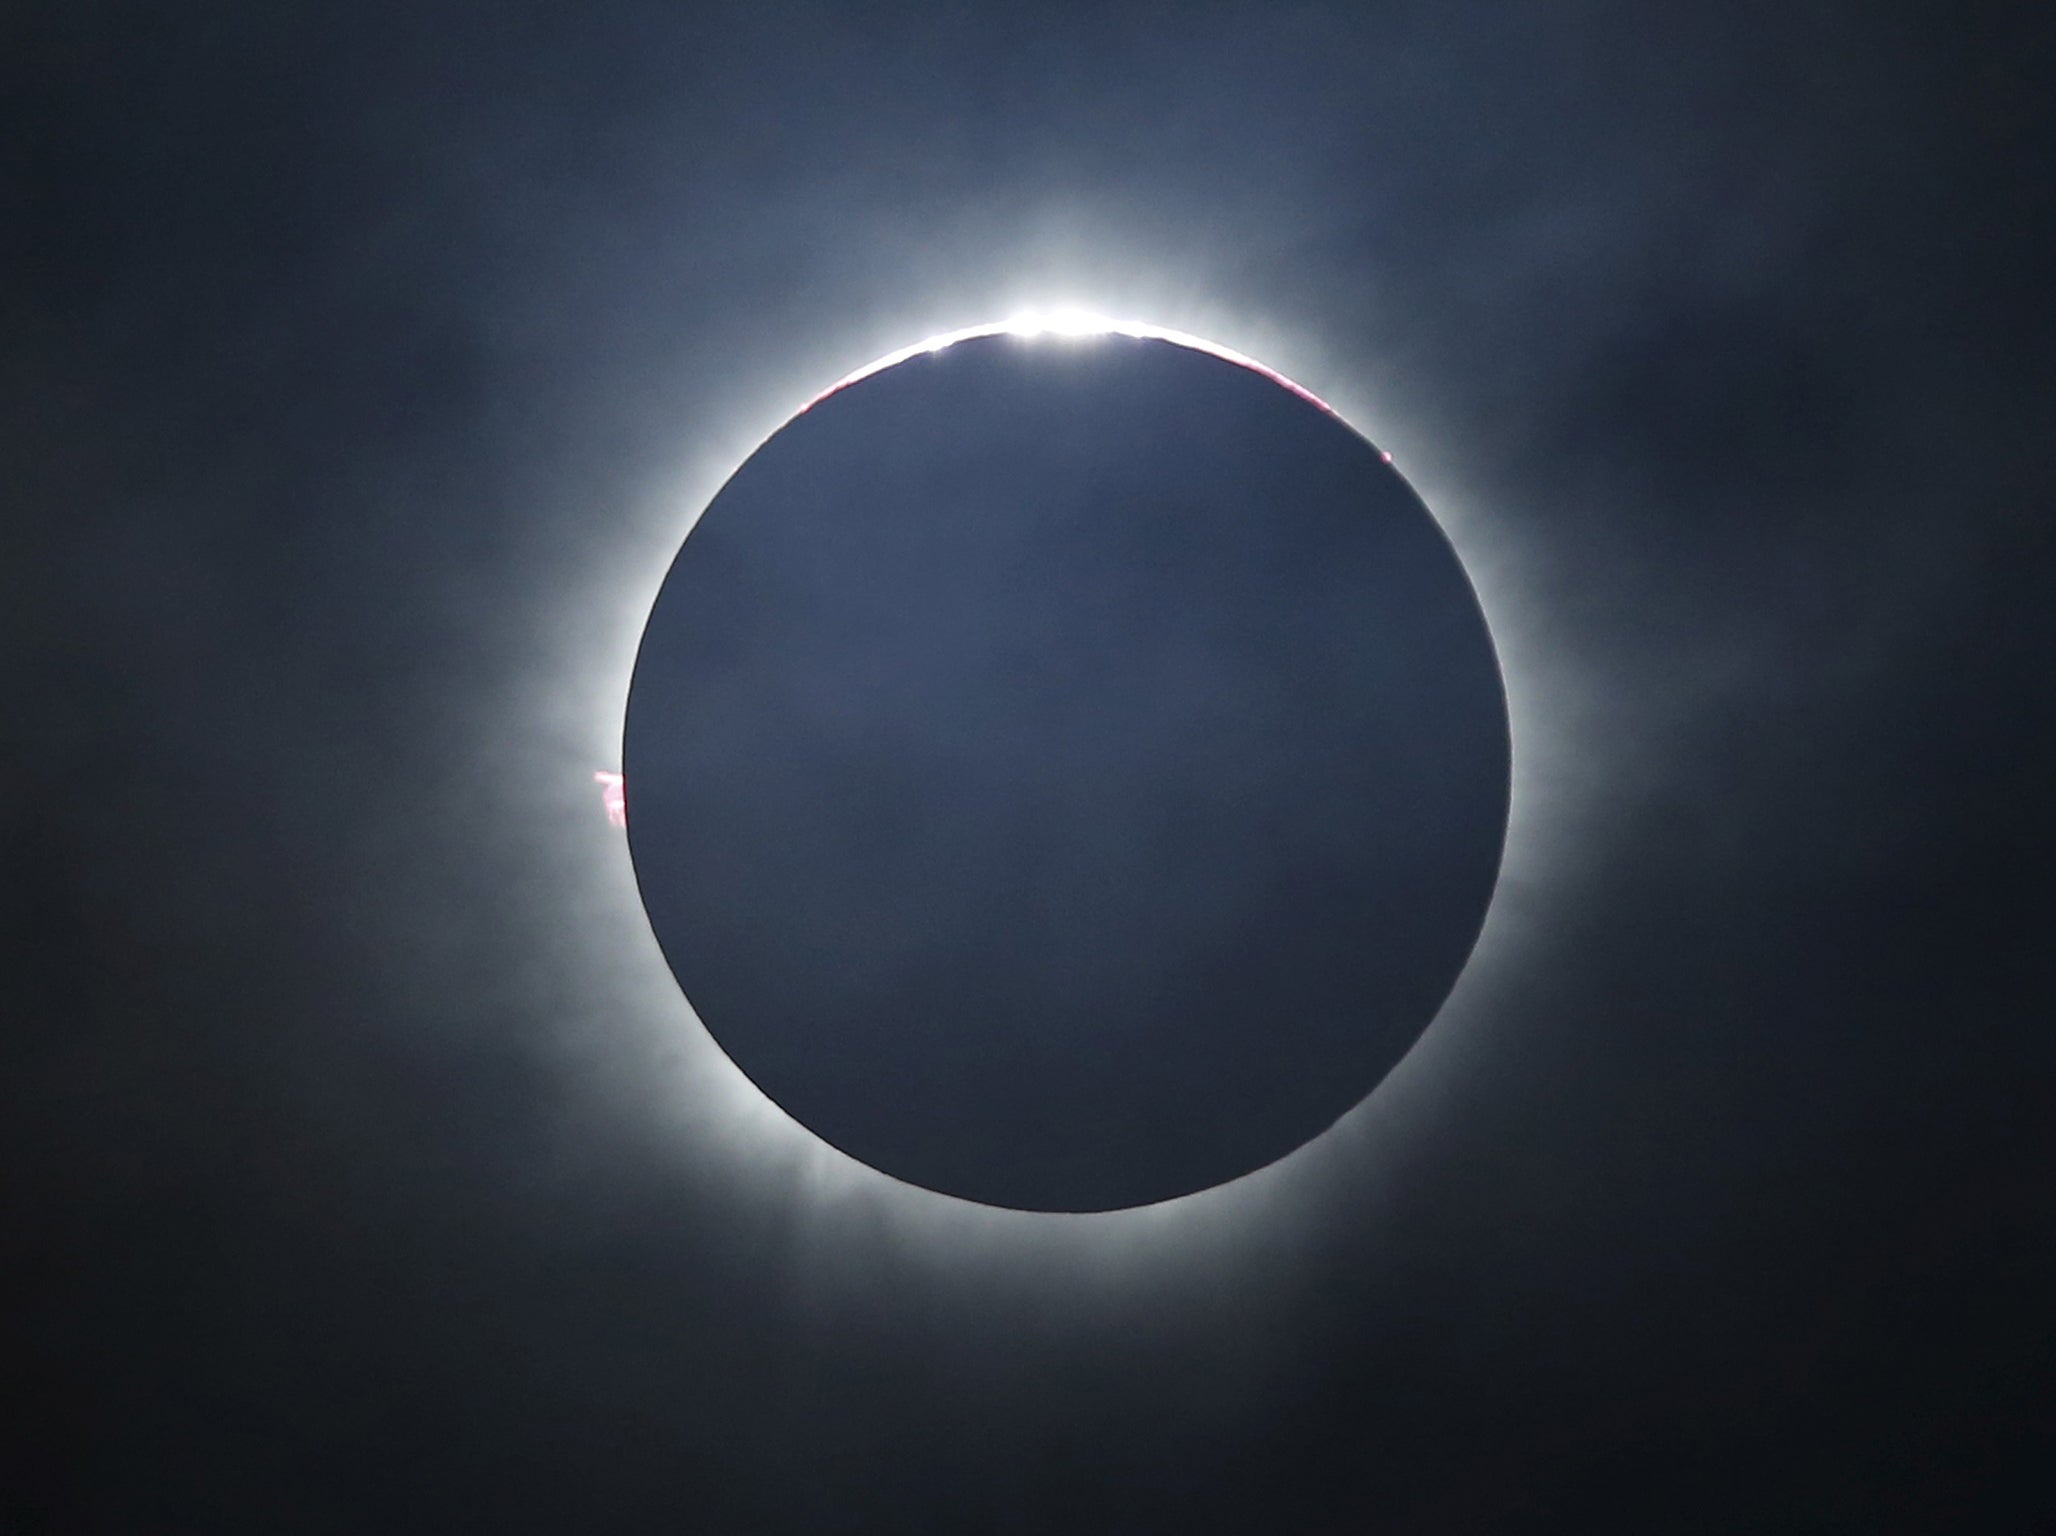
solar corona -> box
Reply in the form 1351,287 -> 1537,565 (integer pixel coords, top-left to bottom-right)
622,320 -> 1510,1211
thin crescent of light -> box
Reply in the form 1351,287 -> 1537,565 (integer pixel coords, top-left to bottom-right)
800,306 -> 1342,420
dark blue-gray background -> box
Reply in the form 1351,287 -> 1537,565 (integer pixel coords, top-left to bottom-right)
4,3 -> 2049,1530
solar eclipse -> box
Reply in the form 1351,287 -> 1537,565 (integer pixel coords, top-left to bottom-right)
623,322 -> 1510,1210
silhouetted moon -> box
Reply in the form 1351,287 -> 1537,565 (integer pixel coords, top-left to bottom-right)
625,331 -> 1509,1210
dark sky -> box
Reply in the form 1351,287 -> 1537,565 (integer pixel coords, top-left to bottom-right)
5,3 -> 2051,1531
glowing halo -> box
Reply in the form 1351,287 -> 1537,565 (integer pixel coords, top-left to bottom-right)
618,316 -> 1507,1213
536,290 -> 1583,1299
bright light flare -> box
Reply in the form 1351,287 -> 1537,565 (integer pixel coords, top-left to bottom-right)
798,309 -> 1339,419
595,769 -> 626,827
1005,305 -> 1117,338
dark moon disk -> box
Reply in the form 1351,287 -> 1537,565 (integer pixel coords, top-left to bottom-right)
624,331 -> 1510,1210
